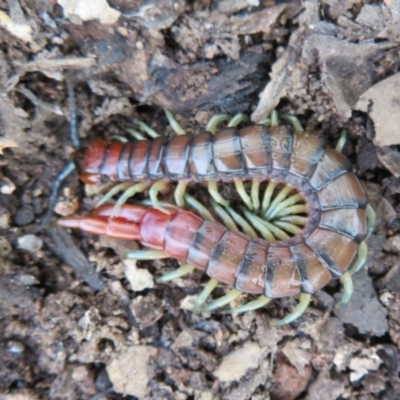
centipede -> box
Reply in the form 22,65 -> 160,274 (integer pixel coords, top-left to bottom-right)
56,109 -> 375,325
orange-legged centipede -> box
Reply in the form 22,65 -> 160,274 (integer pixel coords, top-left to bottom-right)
59,111 -> 375,325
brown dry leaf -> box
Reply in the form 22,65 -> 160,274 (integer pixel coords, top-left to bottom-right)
282,338 -> 312,375
356,72 -> 400,146
58,0 -> 121,24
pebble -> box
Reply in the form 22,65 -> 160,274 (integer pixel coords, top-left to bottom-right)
14,206 -> 34,226
17,234 -> 43,253
0,236 -> 12,258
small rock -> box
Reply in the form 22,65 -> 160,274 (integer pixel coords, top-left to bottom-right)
383,235 -> 400,253
106,345 -> 153,397
349,348 -> 382,382
0,206 -> 11,228
0,236 -> 12,258
123,259 -> 154,291
18,274 -> 39,286
17,234 -> 43,253
214,342 -> 263,383
14,206 -> 34,226
7,339 -> 25,355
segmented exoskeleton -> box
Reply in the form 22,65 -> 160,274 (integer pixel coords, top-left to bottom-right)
59,110 -> 375,325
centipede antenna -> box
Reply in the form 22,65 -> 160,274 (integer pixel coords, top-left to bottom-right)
267,193 -> 303,220
271,293 -> 311,326
210,199 -> 239,233
335,130 -> 347,153
193,278 -> 219,313
270,110 -> 279,127
126,128 -> 147,141
336,271 -> 354,308
365,204 -> 376,239
264,186 -> 293,219
157,264 -> 195,283
174,181 -> 188,207
251,180 -> 260,211
280,113 -> 304,132
38,161 -> 76,230
224,205 -> 258,239
133,119 -> 160,138
241,209 -> 275,242
234,179 -> 253,210
273,220 -> 303,235
126,249 -> 170,260
114,182 -> 151,215
164,108 -> 186,135
39,79 -> 78,229
96,182 -> 132,207
149,180 -> 171,214
207,181 -> 229,207
206,114 -> 230,134
66,78 -> 80,149
224,295 -> 272,314
184,194 -> 215,222
201,289 -> 242,312
227,113 -> 249,127
261,181 -> 278,214
348,241 -> 368,275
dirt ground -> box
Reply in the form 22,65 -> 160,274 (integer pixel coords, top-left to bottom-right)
1,0 -> 400,399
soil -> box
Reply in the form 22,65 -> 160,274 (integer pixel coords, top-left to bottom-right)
1,0 -> 400,399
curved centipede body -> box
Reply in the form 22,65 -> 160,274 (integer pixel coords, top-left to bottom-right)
59,114 -> 375,324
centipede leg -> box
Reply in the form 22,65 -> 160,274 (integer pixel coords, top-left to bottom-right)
126,128 -> 147,141
193,278 -> 219,313
336,271 -> 354,308
335,130 -> 347,153
241,209 -> 275,242
234,179 -> 253,210
210,199 -> 239,233
261,181 -> 278,214
164,108 -> 186,135
206,114 -> 230,134
251,180 -> 261,211
348,241 -> 368,274
149,180 -> 171,213
264,185 -> 293,219
96,182 -> 133,207
222,205 -> 257,239
184,194 -> 215,222
224,295 -> 272,314
126,249 -> 170,260
201,289 -> 242,312
133,119 -> 160,138
366,204 -> 376,239
280,113 -> 304,132
207,181 -> 229,207
157,264 -> 195,283
174,182 -> 188,208
271,293 -> 312,326
266,193 -> 303,220
114,182 -> 152,215
227,113 -> 249,127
